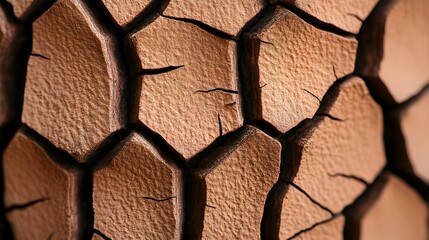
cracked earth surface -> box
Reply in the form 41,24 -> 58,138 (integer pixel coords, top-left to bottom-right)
0,0 -> 428,239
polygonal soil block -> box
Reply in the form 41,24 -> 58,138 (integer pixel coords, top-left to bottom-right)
269,0 -> 378,33
280,78 -> 385,237
164,0 -> 262,35
401,92 -> 429,182
93,132 -> 179,239
3,132 -> 70,239
259,8 -> 357,132
102,0 -> 151,25
202,128 -> 281,239
133,16 -> 241,158
361,174 -> 428,240
22,0 -> 114,161
380,0 -> 429,102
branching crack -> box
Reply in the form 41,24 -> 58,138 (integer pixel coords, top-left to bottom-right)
93,228 -> 111,240
287,181 -> 335,217
137,65 -> 184,75
315,113 -> 344,122
5,197 -> 48,212
142,196 -> 176,202
160,13 -> 236,41
303,88 -> 321,103
328,173 -> 369,186
194,88 -> 238,94
217,113 -> 223,137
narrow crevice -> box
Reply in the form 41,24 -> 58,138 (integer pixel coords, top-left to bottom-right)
288,181 -> 335,216
137,65 -> 184,75
347,13 -> 364,23
93,229 -> 111,240
354,0 -> 398,108
236,5 -> 278,123
142,196 -> 176,202
85,128 -> 132,169
5,197 -> 48,212
276,3 -> 356,38
217,113 -> 223,137
342,171 -> 388,240
247,119 -> 282,139
328,173 -> 369,186
133,121 -> 186,169
205,204 -> 216,209
303,88 -> 321,103
123,0 -> 170,35
19,0 -> 57,23
30,53 -> 50,60
69,168 -> 94,240
315,113 -> 344,122
187,126 -> 253,174
287,214 -> 339,240
20,125 -> 79,170
194,88 -> 238,94
180,170 -> 206,240
159,13 -> 235,41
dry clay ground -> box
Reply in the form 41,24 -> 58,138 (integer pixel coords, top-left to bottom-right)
0,0 -> 428,239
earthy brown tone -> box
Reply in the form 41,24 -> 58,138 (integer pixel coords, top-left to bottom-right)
0,0 -> 428,240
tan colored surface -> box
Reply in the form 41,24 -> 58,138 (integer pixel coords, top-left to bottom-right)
401,92 -> 429,182
134,17 -> 241,158
93,132 -> 179,240
294,215 -> 344,240
361,174 -> 428,240
164,0 -> 262,35
293,78 -> 385,213
3,132 -> 70,240
380,0 -> 429,102
102,0 -> 151,25
203,128 -> 281,239
272,0 -> 377,33
260,9 -> 357,132
9,0 -> 33,17
279,186 -> 332,239
22,0 -> 113,161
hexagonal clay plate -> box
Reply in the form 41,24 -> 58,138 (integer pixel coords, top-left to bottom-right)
3,131 -> 70,239
259,8 -> 357,132
93,132 -> 179,239
361,174 -> 428,240
202,127 -> 281,239
279,77 -> 386,239
22,0 -> 114,161
380,0 -> 429,102
133,16 -> 241,158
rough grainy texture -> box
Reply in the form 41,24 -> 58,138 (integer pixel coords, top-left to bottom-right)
134,17 -> 241,158
271,0 -> 378,33
361,174 -> 428,240
3,132 -> 69,240
0,0 -> 428,239
380,0 -> 429,102
9,0 -> 33,18
102,0 -> 151,25
293,78 -> 385,213
401,92 -> 429,182
279,186 -> 332,239
203,128 -> 281,239
259,9 -> 357,132
164,0 -> 262,35
93,133 -> 179,239
294,215 -> 345,240
21,0 -> 112,161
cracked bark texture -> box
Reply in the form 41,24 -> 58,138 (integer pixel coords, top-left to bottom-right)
0,0 -> 428,239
